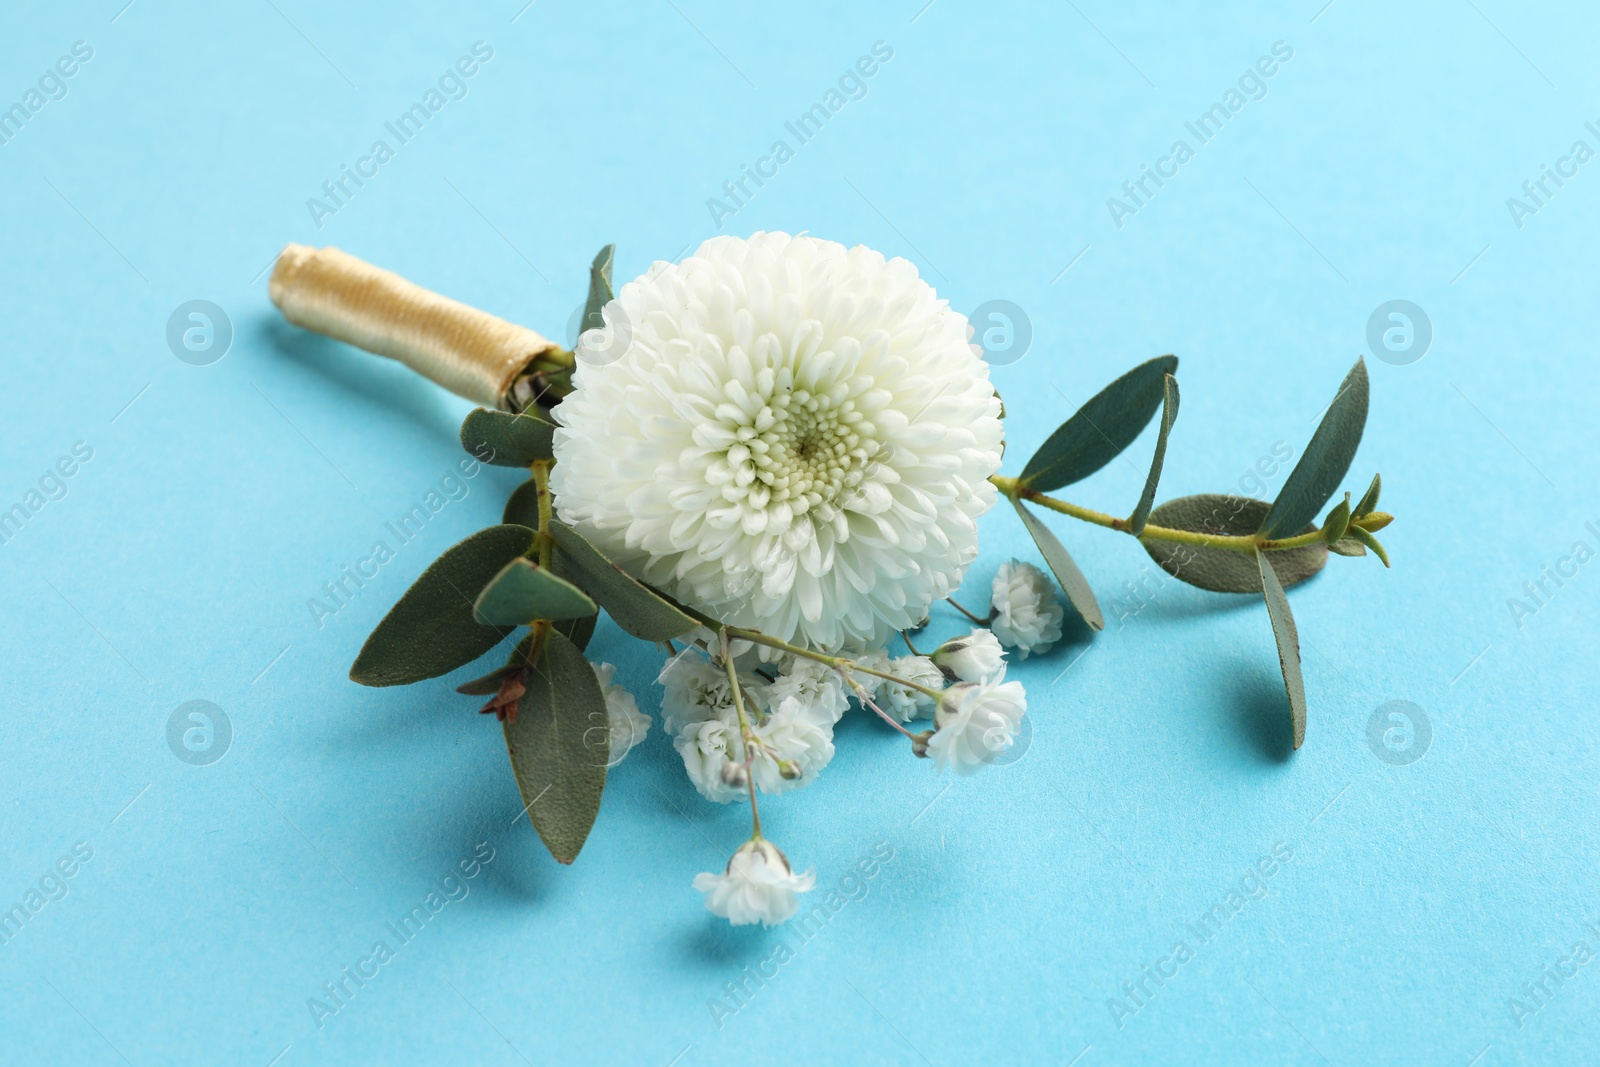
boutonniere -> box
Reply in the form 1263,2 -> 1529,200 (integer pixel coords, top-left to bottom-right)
270,232 -> 1390,926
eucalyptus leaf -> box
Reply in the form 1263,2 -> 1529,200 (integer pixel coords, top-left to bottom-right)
459,408 -> 557,467
473,558 -> 597,626
1256,549 -> 1307,750
1353,527 -> 1391,567
456,662 -> 520,696
1354,473 -> 1382,517
351,525 -> 535,686
1329,537 -> 1367,557
1010,497 -> 1104,631
1321,493 -> 1352,544
546,520 -> 700,641
1260,358 -> 1369,539
582,244 -> 616,332
504,628 -> 609,864
1141,494 -> 1327,593
1127,374 -> 1180,537
1019,355 -> 1179,492
559,613 -> 598,652
503,479 -> 542,528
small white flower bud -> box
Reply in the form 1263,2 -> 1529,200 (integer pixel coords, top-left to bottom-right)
719,760 -> 749,788
777,759 -> 803,780
931,628 -> 1007,682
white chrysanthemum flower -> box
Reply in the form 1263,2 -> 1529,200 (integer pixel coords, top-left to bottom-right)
591,662 -> 650,764
931,628 -> 1007,682
693,838 -> 815,927
928,672 -> 1028,774
881,654 -> 944,722
990,560 -> 1064,659
766,655 -> 850,727
674,718 -> 745,803
551,232 -> 1005,652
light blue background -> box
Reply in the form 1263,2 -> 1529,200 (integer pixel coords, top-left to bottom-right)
2,1 -> 1596,1063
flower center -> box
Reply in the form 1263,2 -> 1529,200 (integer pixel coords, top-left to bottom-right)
712,365 -> 881,525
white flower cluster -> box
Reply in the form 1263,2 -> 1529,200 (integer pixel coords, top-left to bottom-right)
662,650 -> 848,803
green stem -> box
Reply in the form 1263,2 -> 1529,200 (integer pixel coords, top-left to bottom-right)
724,626 -> 944,701
840,673 -> 918,739
531,460 -> 554,568
945,596 -> 992,625
990,474 -> 1327,553
719,628 -> 764,839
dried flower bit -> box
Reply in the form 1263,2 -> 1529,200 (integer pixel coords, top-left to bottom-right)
477,671 -> 527,723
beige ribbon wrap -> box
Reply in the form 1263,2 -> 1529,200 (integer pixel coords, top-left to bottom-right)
269,244 -> 560,410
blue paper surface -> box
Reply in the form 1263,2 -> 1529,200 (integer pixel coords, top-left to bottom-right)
2,1 -> 1597,1063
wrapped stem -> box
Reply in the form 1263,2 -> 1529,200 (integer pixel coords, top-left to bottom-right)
268,243 -> 567,410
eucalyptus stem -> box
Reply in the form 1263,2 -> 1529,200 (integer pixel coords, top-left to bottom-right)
719,628 -> 764,838
531,460 -> 554,568
989,475 -> 1326,553
724,626 -> 944,700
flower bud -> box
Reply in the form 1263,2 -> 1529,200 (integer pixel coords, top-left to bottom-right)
911,730 -> 933,758
777,759 -> 803,780
931,629 -> 1007,682
719,760 -> 749,788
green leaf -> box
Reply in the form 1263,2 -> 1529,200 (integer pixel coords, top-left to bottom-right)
502,479 -> 542,528
558,613 -> 598,651
504,628 -> 610,864
1018,355 -> 1179,492
473,558 -> 597,626
459,408 -> 557,467
351,525 -> 535,687
546,520 -> 700,641
1010,497 -> 1104,631
581,244 -> 616,332
1321,493 -> 1352,544
1259,358 -> 1369,539
1256,549 -> 1307,751
1352,526 -> 1391,567
1328,536 -> 1367,558
1353,473 -> 1381,517
1141,494 -> 1327,593
1127,373 -> 1180,537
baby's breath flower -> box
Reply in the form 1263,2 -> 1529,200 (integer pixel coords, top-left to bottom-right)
693,839 -> 815,926
928,672 -> 1028,773
881,654 -> 944,722
990,560 -> 1064,659
591,662 -> 650,764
